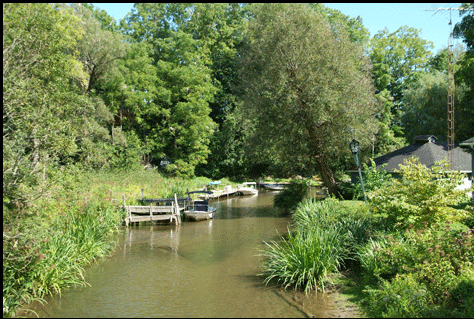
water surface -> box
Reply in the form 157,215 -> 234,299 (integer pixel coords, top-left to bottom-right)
28,190 -> 339,318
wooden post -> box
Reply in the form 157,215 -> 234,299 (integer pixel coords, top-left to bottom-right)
149,203 -> 153,222
174,193 -> 180,225
123,194 -> 129,227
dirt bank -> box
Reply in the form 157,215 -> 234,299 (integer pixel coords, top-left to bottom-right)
277,287 -> 362,318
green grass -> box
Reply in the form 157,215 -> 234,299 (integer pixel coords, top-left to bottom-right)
259,197 -> 371,294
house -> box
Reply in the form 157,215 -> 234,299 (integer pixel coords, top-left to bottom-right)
348,135 -> 473,193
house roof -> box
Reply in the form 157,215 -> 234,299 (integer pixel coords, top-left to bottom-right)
460,137 -> 474,146
348,135 -> 473,173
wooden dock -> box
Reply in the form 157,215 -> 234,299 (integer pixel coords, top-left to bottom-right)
123,194 -> 185,226
199,185 -> 238,199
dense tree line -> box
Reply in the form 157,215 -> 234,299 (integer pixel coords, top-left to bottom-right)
4,3 -> 474,204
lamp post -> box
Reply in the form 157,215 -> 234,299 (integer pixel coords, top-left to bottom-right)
349,138 -> 367,203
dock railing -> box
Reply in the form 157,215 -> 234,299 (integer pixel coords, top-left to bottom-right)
122,194 -> 184,226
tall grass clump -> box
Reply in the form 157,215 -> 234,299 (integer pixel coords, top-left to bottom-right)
3,196 -> 121,317
260,226 -> 346,293
260,197 -> 371,293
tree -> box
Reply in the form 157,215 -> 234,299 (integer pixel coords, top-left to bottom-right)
309,3 -> 370,48
454,3 -> 474,114
369,26 -> 434,151
238,3 -> 380,195
122,3 -> 218,177
402,71 -> 473,142
3,3 -> 88,207
403,45 -> 474,143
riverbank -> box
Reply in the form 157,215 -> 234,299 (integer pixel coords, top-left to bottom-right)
3,168 -> 227,317
259,183 -> 473,318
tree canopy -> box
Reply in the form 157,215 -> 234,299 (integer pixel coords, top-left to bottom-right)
4,3 -> 473,204
237,3 -> 380,194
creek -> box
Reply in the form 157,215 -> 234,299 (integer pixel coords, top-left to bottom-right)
26,189 -> 351,318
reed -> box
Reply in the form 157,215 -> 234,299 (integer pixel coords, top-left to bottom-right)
259,226 -> 346,293
3,197 -> 121,317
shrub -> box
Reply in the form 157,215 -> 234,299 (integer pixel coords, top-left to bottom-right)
364,273 -> 432,318
358,223 -> 474,317
338,159 -> 393,200
369,156 -> 471,229
273,180 -> 309,213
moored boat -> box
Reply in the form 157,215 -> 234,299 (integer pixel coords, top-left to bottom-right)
184,191 -> 217,221
236,182 -> 258,196
261,183 -> 288,191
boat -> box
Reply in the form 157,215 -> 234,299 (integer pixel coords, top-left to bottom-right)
236,182 -> 258,196
184,191 -> 217,221
261,183 -> 288,191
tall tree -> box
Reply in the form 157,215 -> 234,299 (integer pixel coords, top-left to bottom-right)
3,3 -> 90,206
454,3 -> 474,115
402,71 -> 473,142
122,3 -> 218,176
238,3 -> 380,194
309,3 -> 370,48
369,26 -> 433,150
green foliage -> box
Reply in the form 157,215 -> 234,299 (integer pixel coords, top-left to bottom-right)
369,156 -> 471,229
402,70 -> 473,143
3,195 -> 120,317
359,224 -> 474,317
239,3 -> 379,193
3,3 -> 87,206
309,3 -> 370,47
260,197 -> 371,293
339,159 -> 393,200
364,273 -> 432,318
273,181 -> 309,213
369,25 -> 434,152
123,3 -> 218,177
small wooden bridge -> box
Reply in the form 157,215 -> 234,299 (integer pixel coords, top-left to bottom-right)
122,194 -> 187,226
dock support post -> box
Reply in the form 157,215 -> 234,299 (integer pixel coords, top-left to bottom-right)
174,194 -> 180,225
123,194 -> 130,227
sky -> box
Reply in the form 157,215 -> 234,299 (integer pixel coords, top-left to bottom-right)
92,3 -> 467,54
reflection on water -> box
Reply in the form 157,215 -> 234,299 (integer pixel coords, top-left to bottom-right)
26,190 -> 341,318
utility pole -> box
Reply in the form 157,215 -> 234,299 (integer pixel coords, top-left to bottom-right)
424,5 -> 473,169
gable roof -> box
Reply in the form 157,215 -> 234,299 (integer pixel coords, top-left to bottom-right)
373,140 -> 472,173
348,135 -> 473,173
460,137 -> 474,146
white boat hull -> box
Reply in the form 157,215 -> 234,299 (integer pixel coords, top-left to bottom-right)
183,211 -> 214,221
237,187 -> 258,196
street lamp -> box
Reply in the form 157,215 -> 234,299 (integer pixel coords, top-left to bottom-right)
349,138 -> 367,203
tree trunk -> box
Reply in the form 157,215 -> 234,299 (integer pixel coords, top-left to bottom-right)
313,153 -> 338,196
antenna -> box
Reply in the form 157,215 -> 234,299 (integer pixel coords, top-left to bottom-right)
422,5 -> 472,169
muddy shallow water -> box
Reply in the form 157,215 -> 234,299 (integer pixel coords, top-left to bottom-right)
25,190 -> 359,318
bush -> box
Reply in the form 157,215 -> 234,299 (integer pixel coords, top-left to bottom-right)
273,180 -> 309,213
358,223 -> 474,317
364,273 -> 432,318
369,156 -> 471,229
338,160 -> 393,200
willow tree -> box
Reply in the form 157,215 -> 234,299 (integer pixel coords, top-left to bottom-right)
238,3 -> 380,194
